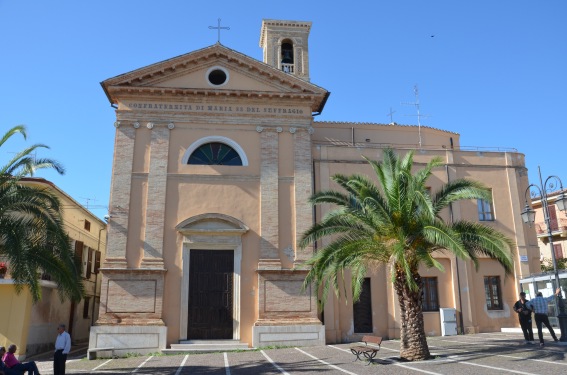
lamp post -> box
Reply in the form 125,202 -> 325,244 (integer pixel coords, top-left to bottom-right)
521,166 -> 567,342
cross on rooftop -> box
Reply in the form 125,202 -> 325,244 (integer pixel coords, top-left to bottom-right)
209,18 -> 230,44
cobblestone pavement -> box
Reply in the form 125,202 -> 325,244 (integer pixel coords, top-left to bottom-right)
31,332 -> 567,374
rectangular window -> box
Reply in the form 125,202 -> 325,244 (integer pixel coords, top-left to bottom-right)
477,198 -> 494,221
422,277 -> 439,311
554,243 -> 564,260
83,297 -> 90,319
84,219 -> 91,232
484,276 -> 503,310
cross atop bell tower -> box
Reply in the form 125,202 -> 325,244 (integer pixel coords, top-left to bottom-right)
259,19 -> 312,81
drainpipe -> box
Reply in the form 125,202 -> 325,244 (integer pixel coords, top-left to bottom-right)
446,164 -> 465,334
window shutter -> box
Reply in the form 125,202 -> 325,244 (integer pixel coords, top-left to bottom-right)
74,241 -> 84,276
554,243 -> 564,260
86,249 -> 93,278
94,251 -> 101,274
549,205 -> 558,231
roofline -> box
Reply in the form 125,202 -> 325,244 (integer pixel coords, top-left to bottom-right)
314,121 -> 460,135
101,43 -> 328,106
19,177 -> 107,226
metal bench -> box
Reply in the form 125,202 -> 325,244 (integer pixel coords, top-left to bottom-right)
350,336 -> 382,365
87,347 -> 115,360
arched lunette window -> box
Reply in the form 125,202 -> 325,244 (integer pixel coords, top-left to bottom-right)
188,142 -> 242,166
182,136 -> 248,166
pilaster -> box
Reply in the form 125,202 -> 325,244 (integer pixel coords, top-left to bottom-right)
293,128 -> 314,266
105,122 -> 135,268
259,128 -> 281,269
141,122 -> 172,269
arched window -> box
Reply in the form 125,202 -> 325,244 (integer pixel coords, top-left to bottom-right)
188,142 -> 243,166
182,136 -> 248,166
281,40 -> 294,73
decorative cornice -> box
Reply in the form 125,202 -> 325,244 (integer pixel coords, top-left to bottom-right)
101,44 -> 329,112
106,86 -> 324,102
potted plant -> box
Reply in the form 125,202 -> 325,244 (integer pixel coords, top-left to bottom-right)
0,262 -> 7,278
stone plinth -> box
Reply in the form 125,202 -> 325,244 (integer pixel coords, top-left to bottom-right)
253,324 -> 325,348
96,268 -> 166,325
89,325 -> 167,357
254,269 -> 324,347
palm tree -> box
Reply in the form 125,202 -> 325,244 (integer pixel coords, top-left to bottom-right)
300,149 -> 514,361
0,125 -> 83,302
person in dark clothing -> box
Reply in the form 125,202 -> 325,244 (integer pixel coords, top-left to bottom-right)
513,292 -> 534,344
527,288 -> 561,347
2,344 -> 40,375
0,347 -> 23,375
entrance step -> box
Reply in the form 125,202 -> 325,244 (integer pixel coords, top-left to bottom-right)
163,340 -> 252,354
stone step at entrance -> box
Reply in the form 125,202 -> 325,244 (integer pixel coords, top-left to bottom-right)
163,340 -> 252,354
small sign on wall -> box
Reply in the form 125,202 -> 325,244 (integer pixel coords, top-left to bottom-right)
520,255 -> 528,262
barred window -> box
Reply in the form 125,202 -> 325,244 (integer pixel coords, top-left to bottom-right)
484,276 -> 503,310
422,277 -> 439,312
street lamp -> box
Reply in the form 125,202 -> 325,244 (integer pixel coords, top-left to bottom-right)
521,166 -> 567,342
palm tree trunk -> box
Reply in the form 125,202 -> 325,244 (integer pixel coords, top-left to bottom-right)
394,269 -> 431,361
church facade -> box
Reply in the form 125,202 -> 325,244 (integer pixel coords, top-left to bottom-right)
89,19 -> 540,354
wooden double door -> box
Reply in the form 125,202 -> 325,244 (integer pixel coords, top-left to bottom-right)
188,250 -> 234,339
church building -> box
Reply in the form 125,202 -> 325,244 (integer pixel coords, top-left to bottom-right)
89,19 -> 540,354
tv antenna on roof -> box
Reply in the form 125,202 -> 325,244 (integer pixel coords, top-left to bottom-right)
387,107 -> 396,124
402,85 -> 431,149
79,197 -> 97,209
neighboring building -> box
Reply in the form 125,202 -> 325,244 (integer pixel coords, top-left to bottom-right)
530,189 -> 567,263
518,188 -> 567,326
0,178 -> 106,358
89,19 -> 539,355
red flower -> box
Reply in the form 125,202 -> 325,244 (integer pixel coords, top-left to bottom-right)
0,262 -> 7,274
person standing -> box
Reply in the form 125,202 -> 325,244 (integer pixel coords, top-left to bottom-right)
513,292 -> 534,344
527,288 -> 561,347
54,324 -> 71,375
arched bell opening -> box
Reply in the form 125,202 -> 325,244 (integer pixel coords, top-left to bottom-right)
280,40 -> 294,74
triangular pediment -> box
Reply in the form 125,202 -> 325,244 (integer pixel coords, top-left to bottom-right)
102,44 -> 328,112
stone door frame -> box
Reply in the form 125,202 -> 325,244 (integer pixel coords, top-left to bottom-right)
177,213 -> 248,341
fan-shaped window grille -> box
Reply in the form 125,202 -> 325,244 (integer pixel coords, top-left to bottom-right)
188,142 -> 243,166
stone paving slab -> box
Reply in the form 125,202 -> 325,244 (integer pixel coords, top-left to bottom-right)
29,332 -> 567,374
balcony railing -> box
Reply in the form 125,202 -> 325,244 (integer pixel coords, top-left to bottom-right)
536,218 -> 567,235
281,63 -> 294,74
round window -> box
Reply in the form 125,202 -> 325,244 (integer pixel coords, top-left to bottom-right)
208,69 -> 227,86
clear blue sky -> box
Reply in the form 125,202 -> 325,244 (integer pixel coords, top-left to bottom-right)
1,1 -> 566,219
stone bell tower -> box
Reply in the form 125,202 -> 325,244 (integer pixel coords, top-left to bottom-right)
259,19 -> 312,81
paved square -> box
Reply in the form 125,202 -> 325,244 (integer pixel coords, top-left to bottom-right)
33,332 -> 567,374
